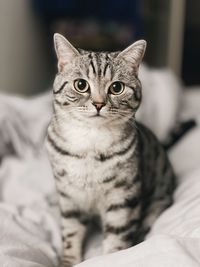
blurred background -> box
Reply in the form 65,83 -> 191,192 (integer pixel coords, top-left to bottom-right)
0,0 -> 199,95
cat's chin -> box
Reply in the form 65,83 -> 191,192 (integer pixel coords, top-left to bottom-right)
90,114 -> 105,119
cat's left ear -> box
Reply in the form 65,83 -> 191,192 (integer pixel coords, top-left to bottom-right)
117,40 -> 147,72
54,33 -> 80,72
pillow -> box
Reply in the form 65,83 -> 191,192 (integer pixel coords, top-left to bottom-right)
137,64 -> 181,142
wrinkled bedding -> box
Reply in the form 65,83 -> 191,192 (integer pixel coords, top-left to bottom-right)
0,67 -> 200,267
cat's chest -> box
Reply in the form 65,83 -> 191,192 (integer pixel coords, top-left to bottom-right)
50,121 -> 135,187
51,123 -> 134,187
63,125 -> 116,155
57,153 -> 114,187
53,128 -> 120,188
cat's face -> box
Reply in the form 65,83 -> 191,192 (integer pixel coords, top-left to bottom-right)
53,33 -> 146,126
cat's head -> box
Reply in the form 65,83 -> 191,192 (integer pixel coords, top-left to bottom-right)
53,33 -> 146,126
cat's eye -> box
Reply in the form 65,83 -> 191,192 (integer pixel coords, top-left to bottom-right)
74,79 -> 89,93
109,81 -> 125,95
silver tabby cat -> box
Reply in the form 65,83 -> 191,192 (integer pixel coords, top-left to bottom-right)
46,33 -> 175,267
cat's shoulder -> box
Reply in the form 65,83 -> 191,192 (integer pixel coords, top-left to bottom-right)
135,121 -> 162,145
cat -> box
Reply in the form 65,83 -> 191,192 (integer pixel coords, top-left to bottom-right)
46,33 -> 176,267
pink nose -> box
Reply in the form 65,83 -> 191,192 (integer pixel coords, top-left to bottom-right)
92,102 -> 106,111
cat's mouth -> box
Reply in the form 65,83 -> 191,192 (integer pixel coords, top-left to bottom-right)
90,112 -> 105,118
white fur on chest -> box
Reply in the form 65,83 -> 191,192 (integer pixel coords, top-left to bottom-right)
59,117 -> 120,155
58,154 -> 115,188
51,119 -> 134,188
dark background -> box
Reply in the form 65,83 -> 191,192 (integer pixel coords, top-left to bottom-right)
32,0 -> 200,86
0,0 -> 199,95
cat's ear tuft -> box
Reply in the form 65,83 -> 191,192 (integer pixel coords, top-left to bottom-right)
118,40 -> 147,71
54,33 -> 79,72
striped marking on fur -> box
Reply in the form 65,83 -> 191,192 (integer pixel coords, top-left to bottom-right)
58,189 -> 70,199
102,176 -> 116,183
105,218 -> 140,235
53,81 -> 68,94
106,196 -> 139,212
47,134 -> 82,158
114,179 -> 128,188
96,136 -> 136,162
61,210 -> 81,219
103,63 -> 109,76
54,99 -> 70,106
66,232 -> 77,238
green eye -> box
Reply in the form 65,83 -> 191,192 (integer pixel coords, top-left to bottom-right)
74,79 -> 89,93
109,81 -> 125,95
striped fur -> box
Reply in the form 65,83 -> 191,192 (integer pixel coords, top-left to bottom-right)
46,34 -> 176,267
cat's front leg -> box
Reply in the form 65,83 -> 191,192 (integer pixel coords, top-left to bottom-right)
59,196 -> 87,267
102,188 -> 141,254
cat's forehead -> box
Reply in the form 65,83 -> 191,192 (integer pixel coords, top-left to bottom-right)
77,49 -> 119,69
78,49 -> 119,59
68,49 -> 136,82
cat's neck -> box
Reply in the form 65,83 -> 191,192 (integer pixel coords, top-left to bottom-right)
51,113 -> 136,155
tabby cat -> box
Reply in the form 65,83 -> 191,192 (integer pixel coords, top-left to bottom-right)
46,33 -> 175,267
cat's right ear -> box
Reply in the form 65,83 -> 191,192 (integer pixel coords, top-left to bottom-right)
54,33 -> 79,72
117,40 -> 147,72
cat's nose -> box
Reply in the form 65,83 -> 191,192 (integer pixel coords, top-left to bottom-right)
92,102 -> 106,112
